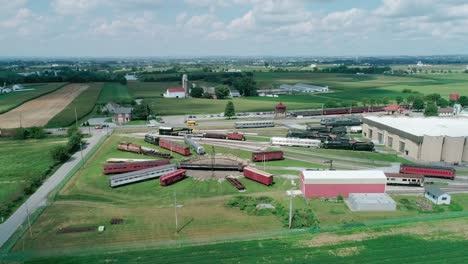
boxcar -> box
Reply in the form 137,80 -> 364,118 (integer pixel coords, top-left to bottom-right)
400,164 -> 456,179
103,160 -> 170,174
385,173 -> 424,187
159,169 -> 187,186
243,166 -> 273,186
251,151 -> 284,162
235,120 -> 275,129
204,133 -> 227,139
159,139 -> 191,156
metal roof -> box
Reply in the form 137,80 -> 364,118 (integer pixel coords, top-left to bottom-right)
364,116 -> 468,138
425,186 -> 449,198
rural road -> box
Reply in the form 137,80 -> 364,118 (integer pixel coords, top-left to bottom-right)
0,130 -> 107,248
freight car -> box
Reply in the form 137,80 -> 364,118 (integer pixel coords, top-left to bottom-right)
203,132 -> 246,141
160,169 -> 187,186
321,140 -> 374,151
144,134 -> 160,145
235,120 -> 275,129
106,158 -> 155,163
204,133 -> 227,139
243,166 -> 273,186
226,177 -> 245,190
385,173 -> 424,187
184,136 -> 205,155
251,151 -> 284,162
400,164 -> 456,179
103,160 -> 170,174
109,164 -> 177,188
159,139 -> 191,156
271,137 -> 321,148
158,127 -> 193,136
117,142 -> 142,154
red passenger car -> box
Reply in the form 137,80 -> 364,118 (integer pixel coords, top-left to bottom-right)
103,160 -> 170,174
226,132 -> 245,141
400,164 -> 456,179
251,151 -> 284,162
158,139 -> 191,156
160,169 -> 187,186
243,166 -> 273,186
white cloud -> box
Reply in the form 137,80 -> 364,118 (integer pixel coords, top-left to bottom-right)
51,0 -> 100,16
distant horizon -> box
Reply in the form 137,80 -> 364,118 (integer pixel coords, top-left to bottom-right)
1,1 -> 468,57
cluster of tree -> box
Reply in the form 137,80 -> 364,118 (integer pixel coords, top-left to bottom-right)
131,103 -> 153,120
230,73 -> 257,96
0,69 -> 127,85
320,65 -> 391,74
50,126 -> 84,163
14,127 -> 46,140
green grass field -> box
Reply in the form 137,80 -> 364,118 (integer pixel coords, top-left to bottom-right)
46,83 -> 104,128
0,83 -> 68,114
0,137 -> 67,218
127,81 -> 178,98
10,218 -> 468,263
97,82 -> 132,104
135,72 -> 468,115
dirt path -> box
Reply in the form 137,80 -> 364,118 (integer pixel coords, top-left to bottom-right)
0,84 -> 88,128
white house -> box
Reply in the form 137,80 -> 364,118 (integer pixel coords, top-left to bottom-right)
124,74 -> 138,81
230,90 -> 241,98
425,186 -> 451,205
163,87 -> 186,98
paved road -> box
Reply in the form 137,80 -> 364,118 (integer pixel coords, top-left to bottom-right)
0,131 -> 107,248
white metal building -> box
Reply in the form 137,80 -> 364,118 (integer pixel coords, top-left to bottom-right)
425,186 -> 451,205
362,116 -> 468,163
279,83 -> 329,93
347,193 -> 396,211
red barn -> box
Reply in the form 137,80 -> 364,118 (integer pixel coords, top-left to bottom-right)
449,93 -> 459,101
300,170 -> 387,198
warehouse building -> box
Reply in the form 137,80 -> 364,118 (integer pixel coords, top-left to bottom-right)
300,170 -> 386,198
362,116 -> 468,163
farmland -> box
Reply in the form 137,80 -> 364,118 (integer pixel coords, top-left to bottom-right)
0,137 -> 67,219
0,83 -> 67,114
97,83 -> 132,104
0,84 -> 88,129
46,83 -> 104,128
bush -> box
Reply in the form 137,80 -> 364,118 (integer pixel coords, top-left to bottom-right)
51,145 -> 70,163
14,128 -> 28,140
29,127 -> 46,139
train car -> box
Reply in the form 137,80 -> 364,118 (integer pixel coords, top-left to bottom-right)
159,169 -> 187,186
235,120 -> 275,129
109,164 -> 177,188
290,105 -> 387,117
226,177 -> 245,190
400,164 -> 456,179
385,173 -> 424,187
204,133 -> 227,139
158,139 -> 191,156
226,132 -> 245,141
321,140 -> 352,150
144,134 -> 160,145
103,160 -> 170,174
271,137 -> 321,148
117,142 -> 143,154
243,166 -> 273,186
320,117 -> 362,127
106,158 -> 154,163
141,147 -> 173,159
352,141 -> 374,151
184,136 -> 205,155
158,127 -> 193,136
251,151 -> 284,162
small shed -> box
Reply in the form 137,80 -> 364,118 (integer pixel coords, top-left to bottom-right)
347,193 -> 396,211
425,186 -> 451,205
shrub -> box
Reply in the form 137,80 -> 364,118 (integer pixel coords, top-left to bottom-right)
51,145 -> 70,163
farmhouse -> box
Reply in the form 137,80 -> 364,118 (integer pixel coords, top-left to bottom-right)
300,170 -> 387,198
362,116 -> 468,163
113,108 -> 132,124
425,186 -> 451,205
164,87 -> 186,98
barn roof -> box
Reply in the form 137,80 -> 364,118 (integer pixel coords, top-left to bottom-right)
167,87 -> 185,93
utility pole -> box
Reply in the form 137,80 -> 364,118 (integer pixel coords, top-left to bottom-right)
25,200 -> 33,237
174,191 -> 178,232
211,146 -> 215,178
75,107 -> 84,166
19,113 -> 22,128
263,151 -> 266,171
288,191 -> 293,229
324,160 -> 333,170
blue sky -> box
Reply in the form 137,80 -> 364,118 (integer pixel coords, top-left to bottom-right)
1,0 -> 468,57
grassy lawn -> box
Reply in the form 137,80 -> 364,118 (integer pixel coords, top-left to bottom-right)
0,83 -> 68,114
46,83 -> 104,128
12,218 -> 468,263
0,137 -> 67,219
122,120 -> 147,126
97,82 -> 132,104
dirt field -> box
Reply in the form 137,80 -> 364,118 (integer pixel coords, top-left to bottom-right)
0,84 -> 88,128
